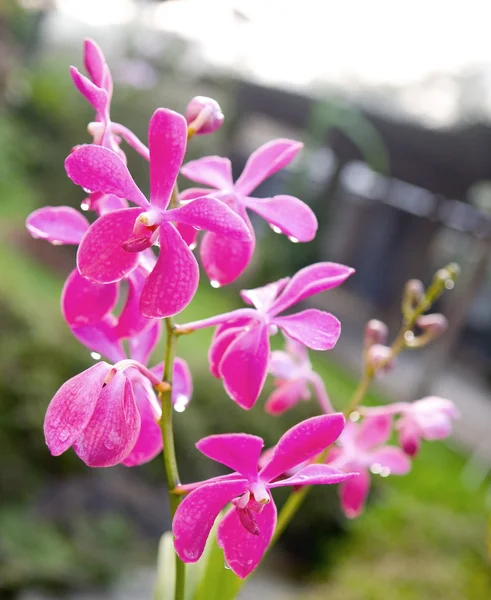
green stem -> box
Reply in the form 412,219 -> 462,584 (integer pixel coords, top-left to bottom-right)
158,316 -> 186,600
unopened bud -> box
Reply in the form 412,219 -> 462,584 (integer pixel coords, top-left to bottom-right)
366,344 -> 394,375
406,313 -> 448,347
364,319 -> 389,348
185,96 -> 224,137
402,279 -> 425,316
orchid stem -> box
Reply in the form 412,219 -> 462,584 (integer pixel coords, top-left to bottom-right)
158,316 -> 185,600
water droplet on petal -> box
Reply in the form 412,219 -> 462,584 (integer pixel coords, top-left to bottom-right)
189,243 -> 197,251
58,430 -> 70,442
445,280 -> 455,290
82,187 -> 94,194
173,394 -> 188,413
81,201 -> 90,211
210,280 -> 220,289
51,240 -> 62,246
271,225 -> 282,234
224,561 -> 232,570
288,236 -> 299,243
370,462 -> 382,475
404,331 -> 415,343
268,324 -> 278,336
380,466 -> 391,478
349,411 -> 360,422
104,440 -> 114,450
90,352 -> 101,360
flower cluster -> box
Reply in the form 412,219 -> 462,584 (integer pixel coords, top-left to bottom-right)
26,39 -> 460,585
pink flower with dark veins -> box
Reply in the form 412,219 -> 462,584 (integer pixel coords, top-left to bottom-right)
327,415 -> 411,518
65,108 -> 252,318
173,414 -> 356,578
178,262 -> 354,410
265,337 -> 333,415
180,139 -> 318,286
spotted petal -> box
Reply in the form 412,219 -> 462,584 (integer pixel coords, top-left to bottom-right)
200,230 -> 255,286
273,309 -> 341,351
71,316 -> 126,363
196,434 -> 264,481
270,463 -> 357,488
62,268 -> 118,327
26,206 -> 89,245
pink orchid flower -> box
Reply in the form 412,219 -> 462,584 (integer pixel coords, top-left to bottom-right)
327,415 -> 411,518
179,262 -> 354,410
65,108 -> 252,318
266,337 -> 333,415
180,139 -> 318,286
173,414 -> 355,578
70,38 -> 149,161
362,397 -> 460,457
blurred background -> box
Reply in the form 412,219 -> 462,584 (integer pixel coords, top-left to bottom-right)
1,0 -> 491,598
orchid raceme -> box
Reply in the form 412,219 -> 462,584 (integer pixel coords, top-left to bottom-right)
178,262 -> 353,409
266,336 -> 333,415
65,108 -> 252,318
180,139 -> 318,286
362,397 -> 460,457
327,415 -> 411,518
173,414 -> 356,578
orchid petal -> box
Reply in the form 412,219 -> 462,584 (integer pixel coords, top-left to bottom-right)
264,380 -> 309,416
397,424 -> 421,457
268,262 -> 355,316
368,447 -> 411,475
173,479 -> 248,563
96,193 -> 129,215
65,145 -> 149,208
235,139 -> 303,196
268,350 -> 298,379
179,187 -> 216,201
242,194 -> 317,242
26,206 -> 89,245
77,208 -> 143,283
83,38 -> 106,88
61,268 -> 118,327
148,108 -> 187,209
69,66 -> 108,114
273,309 -> 341,351
172,358 -> 193,410
44,362 -> 111,456
175,222 -> 198,249
71,316 -> 126,363
208,327 -> 243,378
269,464 -> 357,488
121,373 -> 162,466
357,415 -> 393,451
196,434 -> 264,481
129,320 -> 161,365
116,268 -> 153,339
200,230 -> 255,286
240,277 -> 290,312
220,323 -> 270,410
259,413 -> 345,483
139,222 -> 199,318
217,496 -> 277,579
165,197 -> 251,241
180,156 -> 233,190
340,469 -> 371,518
72,371 -> 140,467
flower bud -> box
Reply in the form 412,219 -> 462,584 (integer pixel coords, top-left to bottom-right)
366,344 -> 394,374
185,96 -> 224,136
417,314 -> 448,338
402,279 -> 425,315
364,319 -> 389,348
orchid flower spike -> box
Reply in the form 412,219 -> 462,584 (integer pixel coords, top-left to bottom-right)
70,38 -> 149,161
265,337 -> 333,415
327,415 -> 411,518
178,262 -> 354,410
65,108 -> 252,318
180,139 -> 318,286
362,397 -> 460,457
173,414 -> 356,578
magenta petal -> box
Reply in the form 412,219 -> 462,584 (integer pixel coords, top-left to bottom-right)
208,327 -> 243,378
200,230 -> 255,286
268,262 -> 355,316
148,108 -> 187,209
61,269 -> 118,326
77,208 -> 143,283
175,222 -> 198,248
264,380 -> 308,416
242,195 -> 317,242
340,469 -> 371,519
259,413 -> 345,483
65,145 -> 148,208
129,320 -> 161,365
44,362 -> 111,456
181,156 -> 233,190
274,310 -> 341,351
219,324 -> 270,410
270,464 -> 357,488
172,358 -> 193,409
139,223 -> 199,318
240,277 -> 290,312
70,66 -> 108,114
217,496 -> 277,579
26,206 -> 89,245
173,479 -> 248,563
72,371 -> 140,467
196,434 -> 264,481
84,39 -> 106,88
357,415 -> 393,451
368,447 -> 411,475
71,316 -> 126,364
116,268 -> 153,339
165,197 -> 251,241
235,139 -> 303,196
121,373 -> 162,467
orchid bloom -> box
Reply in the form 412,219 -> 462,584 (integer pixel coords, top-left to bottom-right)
327,415 -> 411,518
180,139 -> 318,286
265,337 -> 333,415
179,262 -> 354,410
173,414 -> 355,578
70,38 -> 149,161
65,108 -> 252,318
362,397 -> 460,457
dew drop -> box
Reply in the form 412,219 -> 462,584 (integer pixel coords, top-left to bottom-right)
51,240 -> 62,246
380,466 -> 391,478
210,280 -> 220,289
288,236 -> 299,243
58,430 -> 70,442
404,331 -> 415,343
189,243 -> 197,251
370,462 -> 382,475
81,201 -> 90,211
90,352 -> 102,360
268,324 -> 278,336
445,280 -> 455,290
224,561 -> 232,570
104,440 -> 115,450
271,225 -> 282,234
349,411 -> 360,422
174,394 -> 188,413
